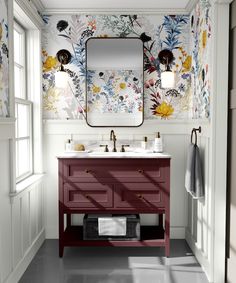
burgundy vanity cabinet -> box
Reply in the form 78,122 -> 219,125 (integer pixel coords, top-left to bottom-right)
58,157 -> 170,257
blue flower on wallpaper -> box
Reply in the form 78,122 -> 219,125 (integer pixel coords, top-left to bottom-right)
162,15 -> 189,50
178,83 -> 186,92
42,15 -> 51,24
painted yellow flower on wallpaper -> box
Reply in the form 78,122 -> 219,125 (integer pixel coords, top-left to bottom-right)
202,30 -> 207,48
43,56 -> 58,72
92,85 -> 101,94
43,87 -> 60,113
182,55 -> 192,73
155,102 -> 174,119
119,82 -> 126,90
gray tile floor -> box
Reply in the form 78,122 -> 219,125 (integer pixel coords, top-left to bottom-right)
19,240 -> 209,283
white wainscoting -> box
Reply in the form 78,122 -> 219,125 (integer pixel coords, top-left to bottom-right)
0,123 -> 45,283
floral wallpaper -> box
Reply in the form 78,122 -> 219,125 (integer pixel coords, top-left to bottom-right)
0,0 -> 9,118
42,14 -> 192,120
87,69 -> 143,114
190,0 -> 212,119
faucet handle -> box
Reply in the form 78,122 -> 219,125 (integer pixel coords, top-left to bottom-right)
120,145 -> 130,152
100,144 -> 109,152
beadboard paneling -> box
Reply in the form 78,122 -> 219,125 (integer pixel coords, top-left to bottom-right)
0,140 -> 12,283
0,136 -> 45,283
186,133 -> 212,278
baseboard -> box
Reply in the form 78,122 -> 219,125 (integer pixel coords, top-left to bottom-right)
185,228 -> 212,282
4,229 -> 45,283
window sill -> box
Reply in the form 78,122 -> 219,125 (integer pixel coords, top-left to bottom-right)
10,174 -> 45,198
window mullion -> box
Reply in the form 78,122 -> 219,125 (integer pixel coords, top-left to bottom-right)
15,136 -> 30,141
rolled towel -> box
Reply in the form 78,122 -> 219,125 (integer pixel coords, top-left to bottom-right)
98,217 -> 127,236
185,143 -> 204,199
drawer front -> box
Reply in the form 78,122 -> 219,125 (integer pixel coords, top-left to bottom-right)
115,183 -> 165,210
62,159 -> 168,182
64,183 -> 113,208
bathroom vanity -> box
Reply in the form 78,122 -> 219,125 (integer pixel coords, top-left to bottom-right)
58,152 -> 171,257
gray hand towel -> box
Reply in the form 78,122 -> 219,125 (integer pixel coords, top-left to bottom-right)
185,143 -> 204,199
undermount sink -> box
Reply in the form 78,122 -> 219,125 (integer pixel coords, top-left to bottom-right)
90,151 -> 135,156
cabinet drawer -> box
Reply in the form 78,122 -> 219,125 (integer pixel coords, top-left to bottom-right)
63,159 -> 168,182
64,183 -> 113,208
108,165 -> 163,182
63,161 -> 103,182
115,183 -> 165,210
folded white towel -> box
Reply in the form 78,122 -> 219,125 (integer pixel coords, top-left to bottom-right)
98,217 -> 127,236
185,143 -> 204,199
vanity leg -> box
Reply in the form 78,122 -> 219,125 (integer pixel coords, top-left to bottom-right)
165,209 -> 170,257
59,203 -> 64,258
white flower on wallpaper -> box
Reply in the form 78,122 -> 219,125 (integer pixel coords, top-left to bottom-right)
87,70 -> 143,114
0,0 -> 9,118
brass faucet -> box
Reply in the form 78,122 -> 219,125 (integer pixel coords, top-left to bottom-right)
110,130 -> 117,152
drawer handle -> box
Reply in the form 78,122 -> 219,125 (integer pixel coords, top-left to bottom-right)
85,194 -> 89,199
138,194 -> 143,199
138,169 -> 144,174
85,169 -> 92,174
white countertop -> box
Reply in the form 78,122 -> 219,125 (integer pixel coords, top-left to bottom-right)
57,151 -> 171,159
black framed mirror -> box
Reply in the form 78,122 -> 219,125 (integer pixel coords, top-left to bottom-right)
85,37 -> 144,127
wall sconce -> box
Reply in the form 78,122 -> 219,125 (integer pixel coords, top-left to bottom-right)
55,49 -> 72,88
158,49 -> 175,89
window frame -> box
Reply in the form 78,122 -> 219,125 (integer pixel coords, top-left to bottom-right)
14,20 -> 34,183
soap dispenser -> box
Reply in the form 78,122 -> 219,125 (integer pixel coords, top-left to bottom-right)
154,132 -> 163,152
65,139 -> 71,152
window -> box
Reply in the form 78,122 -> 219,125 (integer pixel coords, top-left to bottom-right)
14,21 -> 33,182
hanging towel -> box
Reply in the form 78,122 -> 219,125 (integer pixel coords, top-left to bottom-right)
185,143 -> 204,199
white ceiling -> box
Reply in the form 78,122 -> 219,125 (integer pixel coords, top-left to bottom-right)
37,0 -> 195,13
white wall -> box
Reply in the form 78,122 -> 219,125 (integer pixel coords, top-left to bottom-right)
43,119 -> 203,239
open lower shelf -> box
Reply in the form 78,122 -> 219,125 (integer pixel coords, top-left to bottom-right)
63,225 -> 165,247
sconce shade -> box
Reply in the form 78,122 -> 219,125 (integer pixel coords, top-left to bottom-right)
55,69 -> 69,88
161,70 -> 175,88
158,49 -> 175,89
